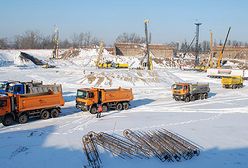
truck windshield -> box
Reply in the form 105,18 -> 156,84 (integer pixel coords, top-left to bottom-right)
0,83 -> 7,90
8,84 -> 15,93
77,90 -> 88,99
173,85 -> 183,90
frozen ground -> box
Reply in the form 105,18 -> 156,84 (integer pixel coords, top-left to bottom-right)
0,49 -> 248,168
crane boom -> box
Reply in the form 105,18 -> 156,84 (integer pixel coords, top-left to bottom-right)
217,27 -> 231,68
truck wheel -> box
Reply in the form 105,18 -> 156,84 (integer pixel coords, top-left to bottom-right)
190,95 -> 195,101
18,114 -> 28,124
123,102 -> 129,110
204,93 -> 208,99
51,109 -> 60,118
102,105 -> 108,112
116,103 -> 123,111
90,106 -> 97,114
200,94 -> 204,100
185,97 -> 190,102
40,110 -> 50,120
232,85 -> 236,89
2,115 -> 14,126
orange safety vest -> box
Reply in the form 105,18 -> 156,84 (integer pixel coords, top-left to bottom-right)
98,105 -> 103,113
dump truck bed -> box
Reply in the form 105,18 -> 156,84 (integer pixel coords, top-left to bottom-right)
16,92 -> 64,112
190,83 -> 210,94
221,76 -> 243,85
29,84 -> 62,94
101,88 -> 133,103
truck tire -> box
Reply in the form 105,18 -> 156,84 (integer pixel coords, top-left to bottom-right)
190,95 -> 195,101
18,114 -> 28,124
204,93 -> 208,99
102,105 -> 108,112
90,106 -> 97,114
232,85 -> 236,89
40,110 -> 50,120
200,94 -> 204,100
116,103 -> 123,111
51,109 -> 60,118
185,97 -> 190,102
122,102 -> 129,110
2,115 -> 14,126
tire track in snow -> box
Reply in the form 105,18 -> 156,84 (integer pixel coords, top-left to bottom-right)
105,113 -> 223,134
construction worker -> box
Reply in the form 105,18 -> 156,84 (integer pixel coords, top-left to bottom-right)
96,104 -> 103,118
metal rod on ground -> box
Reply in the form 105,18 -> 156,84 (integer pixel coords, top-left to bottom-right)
82,135 -> 101,168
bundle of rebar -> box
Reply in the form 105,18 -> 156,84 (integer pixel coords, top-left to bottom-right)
82,134 -> 101,168
82,129 -> 200,168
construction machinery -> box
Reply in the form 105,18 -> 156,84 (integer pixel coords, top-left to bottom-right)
195,27 -> 231,71
221,76 -> 243,89
143,19 -> 153,70
172,83 -> 210,102
0,80 -> 61,95
0,85 -> 64,126
207,68 -> 248,79
217,27 -> 231,68
76,87 -> 133,114
96,42 -> 129,69
194,31 -> 213,71
0,81 -> 21,94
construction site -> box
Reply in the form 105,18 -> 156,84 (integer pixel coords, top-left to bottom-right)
0,1 -> 248,168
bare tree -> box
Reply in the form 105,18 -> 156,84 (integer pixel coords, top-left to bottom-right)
60,39 -> 72,49
116,33 -> 145,43
71,32 -> 99,48
14,31 -> 43,49
0,38 -> 9,49
40,35 -> 54,49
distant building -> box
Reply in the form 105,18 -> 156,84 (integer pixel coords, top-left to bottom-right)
212,46 -> 248,60
114,43 -> 175,58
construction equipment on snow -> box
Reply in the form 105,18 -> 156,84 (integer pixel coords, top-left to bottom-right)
0,84 -> 64,126
76,87 -> 133,114
143,19 -> 153,70
172,82 -> 210,102
221,76 -> 244,89
217,27 -> 231,68
96,42 -> 129,69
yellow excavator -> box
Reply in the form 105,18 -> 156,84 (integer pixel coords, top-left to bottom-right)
96,42 -> 129,69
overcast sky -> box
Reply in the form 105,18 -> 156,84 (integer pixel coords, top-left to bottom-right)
0,0 -> 247,44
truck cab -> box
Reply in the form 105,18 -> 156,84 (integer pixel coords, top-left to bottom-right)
8,83 -> 25,94
0,95 -> 12,125
76,88 -> 96,111
172,83 -> 189,96
0,81 -> 22,94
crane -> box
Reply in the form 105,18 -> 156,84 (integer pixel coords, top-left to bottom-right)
144,19 -> 153,70
96,41 -> 104,68
207,31 -> 214,68
217,27 -> 231,68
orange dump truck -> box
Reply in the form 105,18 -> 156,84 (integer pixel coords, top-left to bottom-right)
76,87 -> 133,114
0,88 -> 64,126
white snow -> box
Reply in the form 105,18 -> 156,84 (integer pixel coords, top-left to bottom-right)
0,49 -> 248,168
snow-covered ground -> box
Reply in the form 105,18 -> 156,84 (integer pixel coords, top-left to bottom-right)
0,49 -> 248,168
